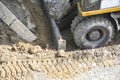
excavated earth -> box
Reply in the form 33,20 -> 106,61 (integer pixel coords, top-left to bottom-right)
0,0 -> 120,80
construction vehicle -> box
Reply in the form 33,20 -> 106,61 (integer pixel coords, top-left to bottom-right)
43,0 -> 120,50
0,1 -> 120,80
1,0 -> 119,50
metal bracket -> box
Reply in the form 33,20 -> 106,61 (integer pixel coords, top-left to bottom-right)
58,38 -> 66,51
51,18 -> 66,51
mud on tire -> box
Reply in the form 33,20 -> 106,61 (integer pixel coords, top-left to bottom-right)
72,16 -> 114,49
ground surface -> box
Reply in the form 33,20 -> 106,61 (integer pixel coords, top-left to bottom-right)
0,0 -> 120,80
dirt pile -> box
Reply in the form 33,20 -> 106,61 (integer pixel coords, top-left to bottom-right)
0,42 -> 120,80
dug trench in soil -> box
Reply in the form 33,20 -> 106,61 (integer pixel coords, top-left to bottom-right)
0,0 -> 53,49
0,0 -> 120,80
0,20 -> 120,80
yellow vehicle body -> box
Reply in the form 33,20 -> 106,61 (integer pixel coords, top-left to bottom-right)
77,3 -> 120,16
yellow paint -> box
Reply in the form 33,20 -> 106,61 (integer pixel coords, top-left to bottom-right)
82,6 -> 120,16
77,3 -> 120,16
77,3 -> 83,13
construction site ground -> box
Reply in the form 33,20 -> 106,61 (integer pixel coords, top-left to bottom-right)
0,0 -> 120,80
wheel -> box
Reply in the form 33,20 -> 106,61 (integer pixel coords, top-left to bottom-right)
71,16 -> 84,34
72,16 -> 114,49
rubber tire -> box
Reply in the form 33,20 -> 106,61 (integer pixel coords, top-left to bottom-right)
71,16 -> 84,35
73,16 -> 114,49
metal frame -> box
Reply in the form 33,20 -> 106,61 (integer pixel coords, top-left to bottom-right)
41,0 -> 66,51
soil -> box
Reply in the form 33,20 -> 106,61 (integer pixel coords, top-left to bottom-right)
0,0 -> 120,80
